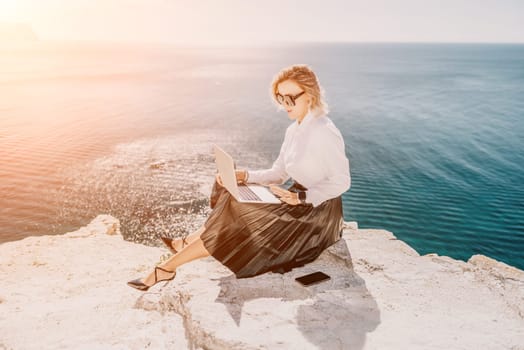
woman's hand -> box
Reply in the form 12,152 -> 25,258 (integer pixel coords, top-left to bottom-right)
236,169 -> 248,184
215,170 -> 248,187
215,173 -> 224,187
269,184 -> 300,205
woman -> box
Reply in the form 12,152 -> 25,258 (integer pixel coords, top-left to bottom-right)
128,64 -> 351,291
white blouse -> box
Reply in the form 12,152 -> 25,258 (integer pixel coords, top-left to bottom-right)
247,109 -> 351,207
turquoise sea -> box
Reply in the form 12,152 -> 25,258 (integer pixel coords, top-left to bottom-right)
1,41 -> 523,270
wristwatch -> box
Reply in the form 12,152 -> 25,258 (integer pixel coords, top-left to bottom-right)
297,190 -> 307,204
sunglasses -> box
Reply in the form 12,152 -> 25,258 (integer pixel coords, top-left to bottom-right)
275,90 -> 305,107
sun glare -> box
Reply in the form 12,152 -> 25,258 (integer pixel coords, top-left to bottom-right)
0,0 -> 26,22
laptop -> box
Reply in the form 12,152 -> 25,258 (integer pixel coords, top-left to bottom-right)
213,144 -> 283,204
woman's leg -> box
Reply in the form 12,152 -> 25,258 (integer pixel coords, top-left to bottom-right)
140,236 -> 211,286
168,224 -> 206,251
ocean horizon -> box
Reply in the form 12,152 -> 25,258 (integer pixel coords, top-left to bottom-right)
1,41 -> 523,270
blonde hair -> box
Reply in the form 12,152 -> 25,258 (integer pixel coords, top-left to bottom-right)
270,64 -> 329,116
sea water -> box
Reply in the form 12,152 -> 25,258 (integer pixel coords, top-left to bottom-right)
1,41 -> 523,270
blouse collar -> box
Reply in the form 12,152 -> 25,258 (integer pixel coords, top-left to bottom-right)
295,108 -> 323,131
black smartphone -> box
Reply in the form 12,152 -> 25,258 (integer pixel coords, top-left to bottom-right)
295,271 -> 331,286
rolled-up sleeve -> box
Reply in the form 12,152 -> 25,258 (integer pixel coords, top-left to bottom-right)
305,128 -> 351,207
246,130 -> 290,186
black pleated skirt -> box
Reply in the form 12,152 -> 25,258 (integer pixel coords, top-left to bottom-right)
200,179 -> 345,278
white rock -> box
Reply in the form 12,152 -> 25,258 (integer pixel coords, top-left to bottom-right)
1,215 -> 523,349
0,215 -> 188,350
343,220 -> 358,230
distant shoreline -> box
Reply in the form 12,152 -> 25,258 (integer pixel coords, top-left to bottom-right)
3,37 -> 524,51
0,22 -> 39,44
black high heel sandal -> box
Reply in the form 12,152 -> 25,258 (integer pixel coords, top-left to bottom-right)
160,235 -> 189,254
127,266 -> 176,292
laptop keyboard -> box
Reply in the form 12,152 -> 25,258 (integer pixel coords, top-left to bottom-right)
238,185 -> 262,201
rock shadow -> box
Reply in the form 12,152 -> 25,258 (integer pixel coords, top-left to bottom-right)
212,238 -> 381,349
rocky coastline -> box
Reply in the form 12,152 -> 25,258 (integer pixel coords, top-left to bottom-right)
1,215 -> 523,349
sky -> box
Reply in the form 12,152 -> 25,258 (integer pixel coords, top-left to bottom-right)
1,0 -> 523,46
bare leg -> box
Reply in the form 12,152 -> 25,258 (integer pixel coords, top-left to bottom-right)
141,236 -> 211,286
168,224 -> 206,251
